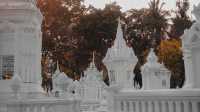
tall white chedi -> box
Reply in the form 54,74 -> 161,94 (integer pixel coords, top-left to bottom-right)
0,0 -> 42,83
141,49 -> 171,90
103,18 -> 138,88
182,3 -> 200,88
81,52 -> 106,100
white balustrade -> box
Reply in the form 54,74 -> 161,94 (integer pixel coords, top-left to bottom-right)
175,101 -> 181,112
141,101 -> 145,112
0,98 -> 80,112
161,101 -> 167,112
192,101 -> 198,112
168,101 -> 174,112
148,101 -> 153,112
135,101 -> 140,112
80,100 -> 101,112
129,101 -> 133,112
154,100 -> 159,112
108,89 -> 200,112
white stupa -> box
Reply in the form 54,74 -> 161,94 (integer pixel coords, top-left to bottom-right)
53,62 -> 73,93
103,18 -> 138,89
0,0 -> 44,98
141,49 -> 171,90
84,52 -> 102,82
81,52 -> 106,101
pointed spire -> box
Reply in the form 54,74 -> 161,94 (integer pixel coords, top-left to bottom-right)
84,51 -> 103,82
113,17 -> 127,50
143,48 -> 169,71
10,74 -> 22,97
92,52 -> 95,65
117,17 -> 121,26
147,48 -> 158,63
103,17 -> 138,62
57,61 -> 60,71
55,61 -> 60,74
89,52 -> 96,69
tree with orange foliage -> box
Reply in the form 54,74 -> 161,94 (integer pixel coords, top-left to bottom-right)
158,39 -> 185,88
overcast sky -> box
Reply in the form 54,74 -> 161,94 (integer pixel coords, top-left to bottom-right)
84,0 -> 200,18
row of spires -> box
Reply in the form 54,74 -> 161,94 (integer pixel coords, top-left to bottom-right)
54,17 -> 162,72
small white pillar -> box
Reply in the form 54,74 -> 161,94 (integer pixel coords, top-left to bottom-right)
141,49 -> 171,90
182,3 -> 200,88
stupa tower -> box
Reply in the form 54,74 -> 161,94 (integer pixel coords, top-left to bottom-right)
103,18 -> 138,88
82,52 -> 105,100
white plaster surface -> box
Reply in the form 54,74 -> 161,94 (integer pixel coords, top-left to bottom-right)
0,1 -> 200,112
182,3 -> 200,88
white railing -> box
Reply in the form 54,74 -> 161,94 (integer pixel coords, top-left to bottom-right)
109,89 -> 200,112
0,98 -> 80,112
80,100 -> 100,112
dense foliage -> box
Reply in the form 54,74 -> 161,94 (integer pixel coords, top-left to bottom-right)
38,0 -> 86,79
158,39 -> 184,88
37,0 -> 192,88
73,3 -> 121,84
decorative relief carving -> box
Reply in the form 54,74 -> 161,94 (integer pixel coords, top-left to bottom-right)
191,35 -> 200,43
0,20 -> 15,33
193,4 -> 200,22
24,27 -> 35,33
39,31 -> 42,38
0,0 -> 37,10
20,52 -> 35,57
182,23 -> 200,46
183,49 -> 192,59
